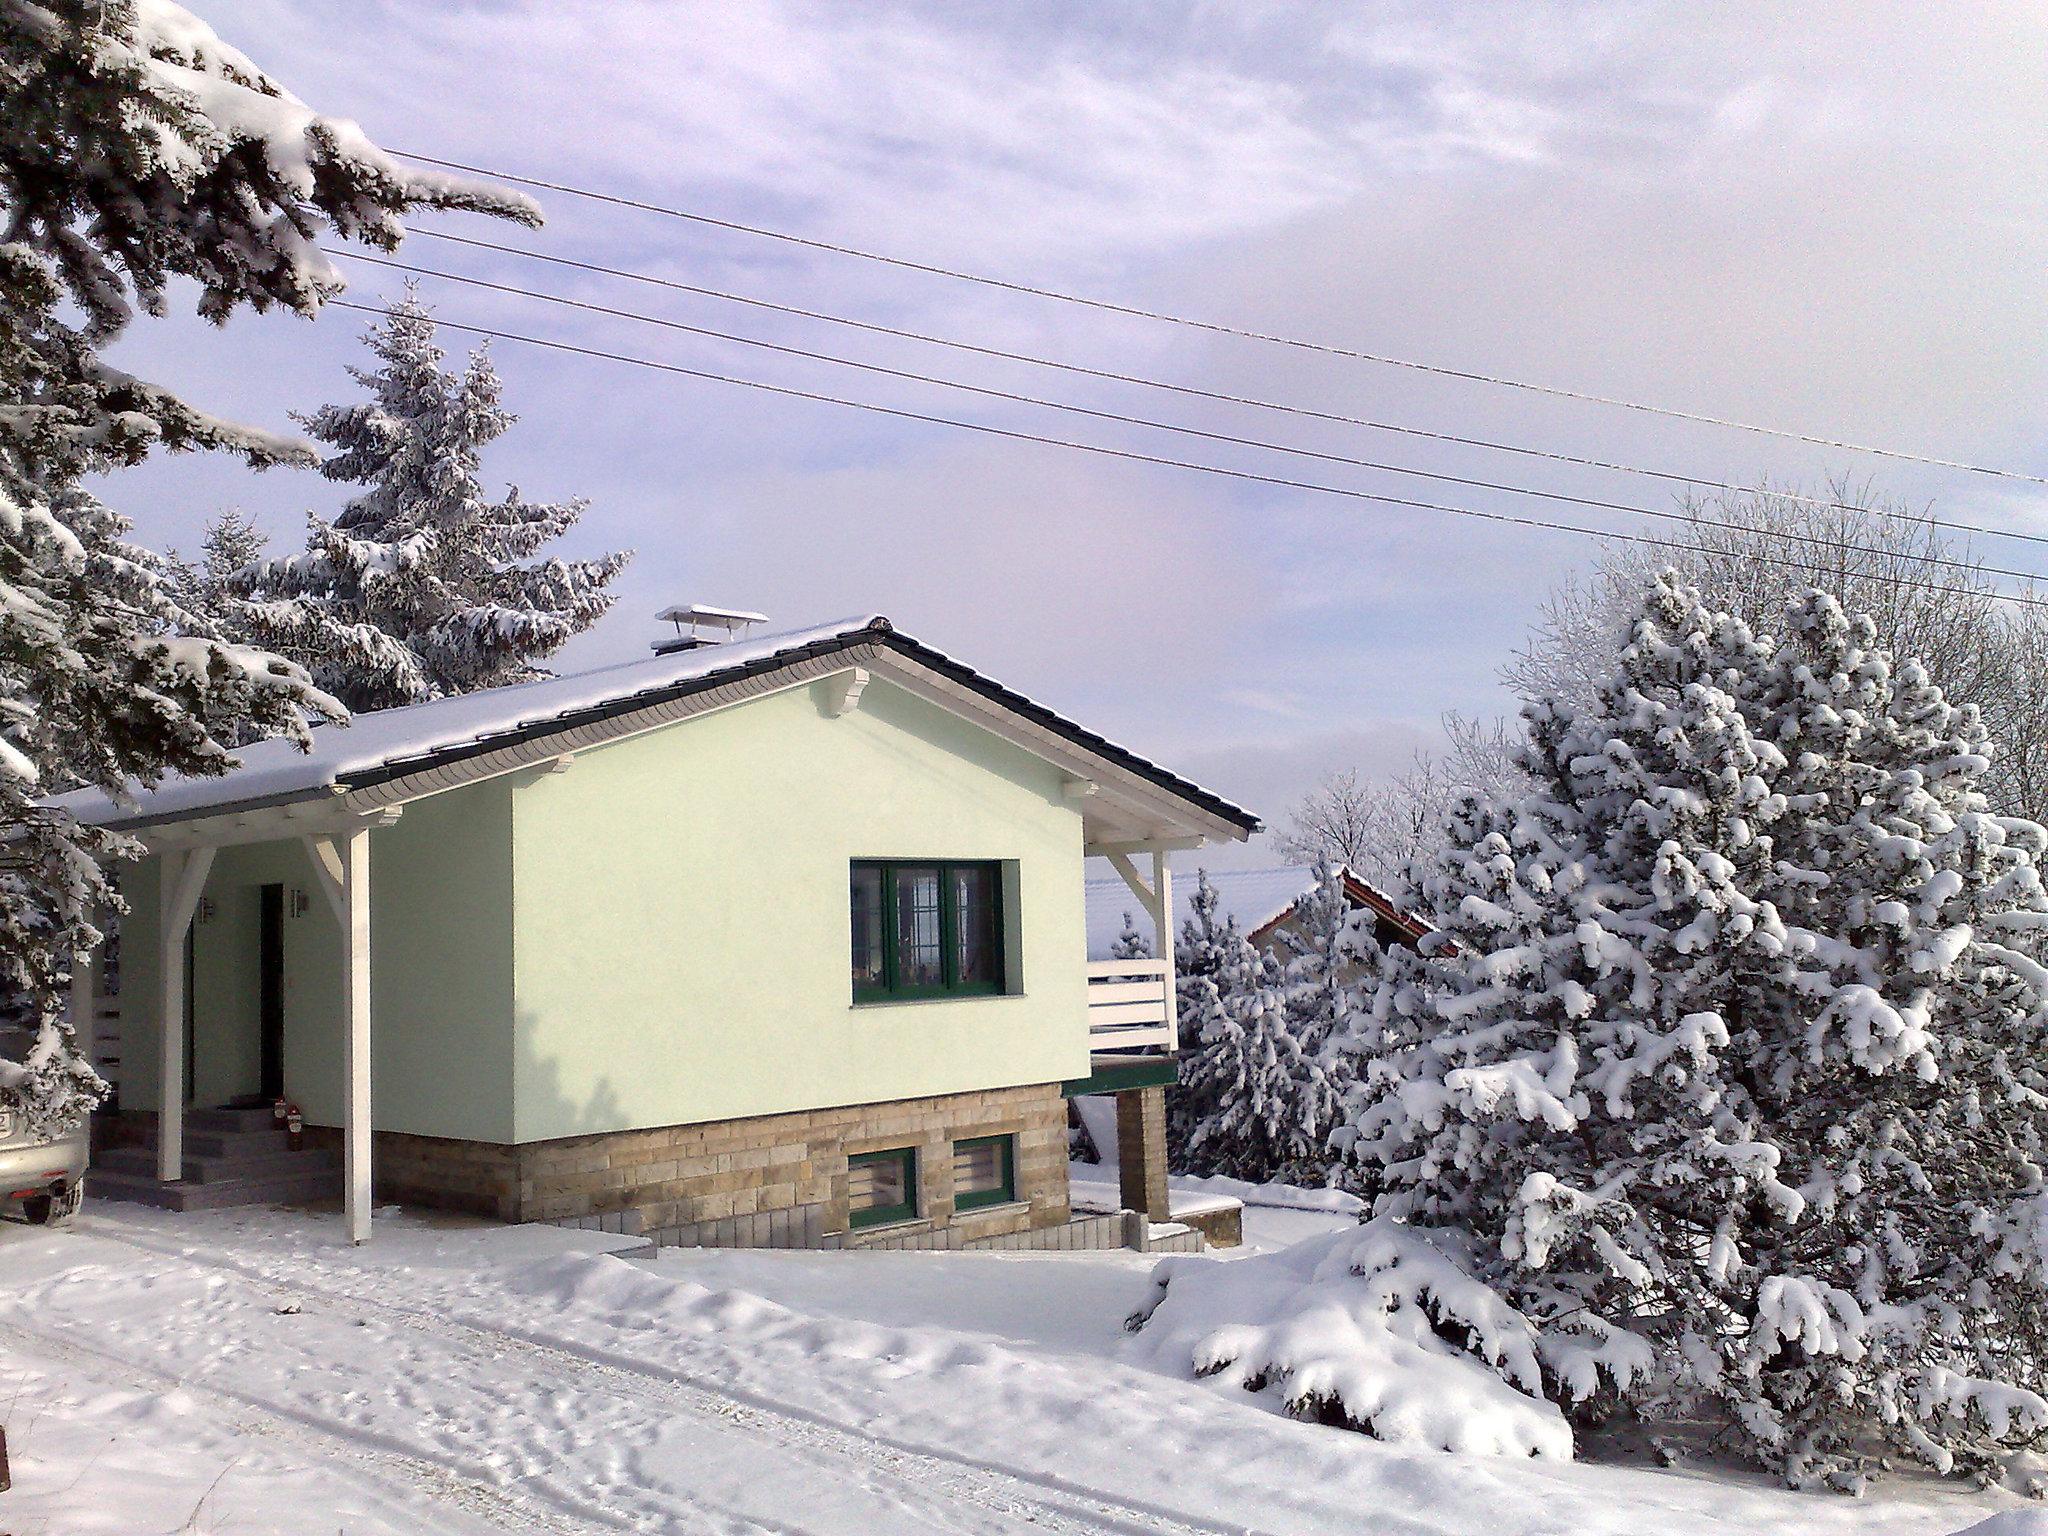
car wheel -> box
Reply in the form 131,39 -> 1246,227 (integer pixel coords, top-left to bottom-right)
48,1183 -> 81,1226
20,1194 -> 51,1225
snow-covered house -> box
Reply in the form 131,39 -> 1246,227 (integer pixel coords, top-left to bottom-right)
71,615 -> 1258,1247
1083,863 -> 1427,961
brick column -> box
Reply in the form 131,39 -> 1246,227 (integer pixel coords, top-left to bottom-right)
1115,1086 -> 1169,1219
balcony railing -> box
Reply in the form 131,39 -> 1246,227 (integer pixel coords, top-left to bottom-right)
1085,958 -> 1175,1054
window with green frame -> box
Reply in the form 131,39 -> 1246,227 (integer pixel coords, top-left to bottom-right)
951,1134 -> 1015,1211
850,860 -> 1005,1002
847,1145 -> 918,1229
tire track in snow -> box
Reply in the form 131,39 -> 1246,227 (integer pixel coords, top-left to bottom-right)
89,1220 -> 1267,1536
6,1235 -> 999,1536
0,1313 -> 627,1536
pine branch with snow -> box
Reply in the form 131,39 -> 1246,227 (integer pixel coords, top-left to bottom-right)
0,0 -> 534,1135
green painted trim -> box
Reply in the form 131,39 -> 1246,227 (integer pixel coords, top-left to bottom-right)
951,1133 -> 1015,1210
1061,1057 -> 1180,1097
851,858 -> 1006,1003
848,1145 -> 919,1229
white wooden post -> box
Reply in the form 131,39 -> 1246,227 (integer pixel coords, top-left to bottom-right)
1152,849 -> 1176,1051
340,826 -> 372,1245
156,845 -> 215,1181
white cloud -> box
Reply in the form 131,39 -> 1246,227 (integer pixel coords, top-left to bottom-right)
96,0 -> 2048,824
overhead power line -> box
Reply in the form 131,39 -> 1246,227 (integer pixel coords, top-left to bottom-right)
398,229 -> 2048,558
332,249 -> 2048,590
391,148 -> 2048,489
325,298 -> 2048,617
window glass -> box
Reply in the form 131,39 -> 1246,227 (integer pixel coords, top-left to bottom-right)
849,860 -> 1007,1001
849,865 -> 885,992
894,865 -> 944,988
952,1135 -> 1014,1210
952,865 -> 998,987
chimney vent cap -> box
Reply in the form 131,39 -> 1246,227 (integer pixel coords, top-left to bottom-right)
653,603 -> 770,655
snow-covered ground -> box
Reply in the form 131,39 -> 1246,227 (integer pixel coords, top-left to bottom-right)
0,1200 -> 2024,1536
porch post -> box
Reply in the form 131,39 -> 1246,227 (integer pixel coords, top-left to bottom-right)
1151,849 -> 1176,1051
339,826 -> 372,1245
156,845 -> 215,1181
1116,1085 -> 1170,1220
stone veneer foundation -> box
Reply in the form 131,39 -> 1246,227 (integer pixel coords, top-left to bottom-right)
358,1081 -> 1073,1249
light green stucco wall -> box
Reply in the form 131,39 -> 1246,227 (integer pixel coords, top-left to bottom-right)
508,675 -> 1093,1141
117,779 -> 516,1142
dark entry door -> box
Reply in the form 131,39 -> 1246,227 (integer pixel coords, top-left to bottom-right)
259,883 -> 284,1101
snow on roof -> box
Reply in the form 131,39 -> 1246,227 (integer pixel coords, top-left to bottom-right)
55,616 -> 884,827
1085,864 -> 1321,959
54,615 -> 1263,837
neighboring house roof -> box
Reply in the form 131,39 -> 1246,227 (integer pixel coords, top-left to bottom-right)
55,617 -> 1262,847
1083,863 -> 1428,960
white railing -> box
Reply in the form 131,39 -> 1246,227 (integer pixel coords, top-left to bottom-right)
1086,958 -> 1175,1053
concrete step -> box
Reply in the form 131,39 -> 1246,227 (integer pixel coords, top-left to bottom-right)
95,1144 -> 340,1185
184,1127 -> 291,1159
89,1163 -> 343,1212
186,1105 -> 285,1135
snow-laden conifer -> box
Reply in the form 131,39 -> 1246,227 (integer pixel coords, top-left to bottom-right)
1180,921 -> 1342,1187
236,287 -> 629,710
0,0 -> 534,1134
1278,859 -> 1356,1062
1110,910 -> 1152,960
1354,571 -> 2048,1487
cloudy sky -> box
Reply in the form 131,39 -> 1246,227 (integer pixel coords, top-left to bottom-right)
106,1 -> 2048,864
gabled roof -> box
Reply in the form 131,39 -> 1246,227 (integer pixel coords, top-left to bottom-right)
56,617 -> 1261,844
1083,862 -> 1427,959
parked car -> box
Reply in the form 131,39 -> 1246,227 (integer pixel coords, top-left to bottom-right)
0,1028 -> 87,1225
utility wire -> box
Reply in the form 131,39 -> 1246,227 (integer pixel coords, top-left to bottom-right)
330,250 -> 2048,592
401,228 -> 2048,557
390,148 -> 2048,488
326,298 -> 2048,616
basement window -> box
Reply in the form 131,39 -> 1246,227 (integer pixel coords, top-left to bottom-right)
951,1134 -> 1016,1212
848,1145 -> 918,1229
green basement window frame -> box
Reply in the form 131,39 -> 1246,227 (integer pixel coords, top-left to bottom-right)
850,860 -> 1006,1003
847,1145 -> 919,1229
951,1134 -> 1015,1212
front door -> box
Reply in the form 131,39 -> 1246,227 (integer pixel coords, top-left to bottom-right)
258,883 -> 284,1101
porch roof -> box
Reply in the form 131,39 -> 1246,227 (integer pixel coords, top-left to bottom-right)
53,616 -> 1262,841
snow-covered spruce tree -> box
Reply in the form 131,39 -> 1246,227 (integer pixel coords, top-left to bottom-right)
0,0 -> 535,1134
1165,871 -> 1235,1166
1361,571 -> 2048,1488
1709,588 -> 2048,1486
236,287 -> 629,711
1180,924 -> 1342,1187
1324,897 -> 1453,1206
1278,858 -> 1355,1062
188,509 -> 266,625
1110,910 -> 1152,960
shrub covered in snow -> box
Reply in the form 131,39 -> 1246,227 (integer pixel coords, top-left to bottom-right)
1340,571 -> 2048,1489
1129,1218 -> 1575,1459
